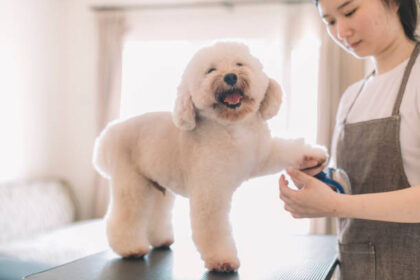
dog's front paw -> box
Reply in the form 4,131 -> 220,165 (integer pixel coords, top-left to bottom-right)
199,242 -> 240,272
298,145 -> 328,170
205,256 -> 240,272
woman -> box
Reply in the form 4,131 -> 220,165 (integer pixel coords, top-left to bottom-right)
279,0 -> 420,279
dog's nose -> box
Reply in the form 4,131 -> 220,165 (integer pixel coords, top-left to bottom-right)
224,73 -> 238,86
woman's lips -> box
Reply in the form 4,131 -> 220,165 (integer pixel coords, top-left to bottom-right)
349,40 -> 362,49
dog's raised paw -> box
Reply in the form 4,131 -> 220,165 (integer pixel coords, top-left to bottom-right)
299,145 -> 328,167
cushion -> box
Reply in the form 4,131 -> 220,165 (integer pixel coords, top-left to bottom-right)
0,219 -> 108,265
0,179 -> 75,243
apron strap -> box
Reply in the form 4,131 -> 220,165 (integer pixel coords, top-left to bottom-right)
392,42 -> 420,116
342,70 -> 375,124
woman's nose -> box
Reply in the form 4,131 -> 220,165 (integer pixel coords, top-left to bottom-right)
336,20 -> 352,40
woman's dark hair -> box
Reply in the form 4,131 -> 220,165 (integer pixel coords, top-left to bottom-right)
312,0 -> 419,41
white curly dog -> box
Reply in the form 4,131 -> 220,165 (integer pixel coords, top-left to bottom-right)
93,41 -> 327,272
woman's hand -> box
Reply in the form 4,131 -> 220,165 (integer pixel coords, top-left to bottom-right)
279,168 -> 341,218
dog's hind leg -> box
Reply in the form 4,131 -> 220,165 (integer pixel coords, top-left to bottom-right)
147,186 -> 176,248
105,164 -> 154,258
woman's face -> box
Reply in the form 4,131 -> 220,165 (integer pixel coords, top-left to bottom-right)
317,0 -> 402,58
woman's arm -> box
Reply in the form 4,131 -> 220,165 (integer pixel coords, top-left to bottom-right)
279,168 -> 420,223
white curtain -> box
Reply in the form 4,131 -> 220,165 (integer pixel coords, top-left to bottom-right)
93,11 -> 128,217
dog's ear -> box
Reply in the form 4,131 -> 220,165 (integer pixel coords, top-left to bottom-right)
172,84 -> 196,130
259,78 -> 283,120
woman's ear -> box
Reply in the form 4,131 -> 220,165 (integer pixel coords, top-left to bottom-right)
172,83 -> 196,130
259,78 -> 283,120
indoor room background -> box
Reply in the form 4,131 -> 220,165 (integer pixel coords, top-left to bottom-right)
0,0 -> 376,268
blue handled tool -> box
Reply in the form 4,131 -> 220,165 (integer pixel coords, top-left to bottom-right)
315,168 -> 346,194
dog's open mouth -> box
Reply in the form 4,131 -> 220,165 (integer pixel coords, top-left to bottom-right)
218,89 -> 243,109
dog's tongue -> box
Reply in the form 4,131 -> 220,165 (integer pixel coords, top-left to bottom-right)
224,92 -> 242,105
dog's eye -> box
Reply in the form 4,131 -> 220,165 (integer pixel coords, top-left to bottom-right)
207,68 -> 216,74
236,63 -> 243,67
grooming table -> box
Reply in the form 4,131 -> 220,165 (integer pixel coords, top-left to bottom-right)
25,234 -> 338,280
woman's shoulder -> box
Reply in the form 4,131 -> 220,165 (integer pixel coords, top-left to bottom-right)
334,79 -> 364,122
340,78 -> 366,104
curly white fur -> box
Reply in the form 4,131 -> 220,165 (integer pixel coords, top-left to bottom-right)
93,41 -> 327,272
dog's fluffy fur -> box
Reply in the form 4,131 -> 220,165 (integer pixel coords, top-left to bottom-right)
93,42 -> 327,272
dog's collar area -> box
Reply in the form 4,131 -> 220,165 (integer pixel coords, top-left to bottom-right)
217,89 -> 243,109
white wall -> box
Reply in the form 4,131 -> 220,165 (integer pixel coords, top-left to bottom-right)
0,0 -> 98,219
0,0 -> 66,182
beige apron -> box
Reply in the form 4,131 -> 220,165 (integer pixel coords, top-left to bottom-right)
336,43 -> 420,280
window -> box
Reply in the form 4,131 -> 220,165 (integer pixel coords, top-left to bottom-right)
120,3 -> 321,242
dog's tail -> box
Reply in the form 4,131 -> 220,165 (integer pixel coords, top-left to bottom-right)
92,122 -> 120,179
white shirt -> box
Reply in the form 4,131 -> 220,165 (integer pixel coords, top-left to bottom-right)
331,55 -> 420,186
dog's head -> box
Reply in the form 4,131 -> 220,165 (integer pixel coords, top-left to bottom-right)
173,41 -> 283,130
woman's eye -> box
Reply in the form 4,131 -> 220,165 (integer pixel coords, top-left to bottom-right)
207,68 -> 216,74
345,8 -> 357,17
327,20 -> 336,26
236,63 -> 243,66
323,17 -> 335,26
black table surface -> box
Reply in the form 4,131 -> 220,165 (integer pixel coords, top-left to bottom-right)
25,234 -> 338,280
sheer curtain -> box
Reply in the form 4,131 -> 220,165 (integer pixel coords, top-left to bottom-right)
93,11 -> 128,217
